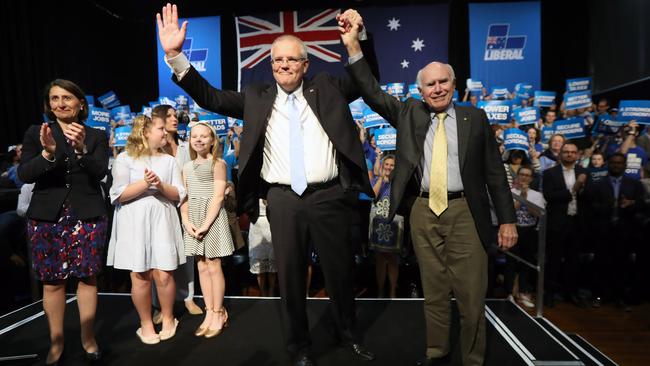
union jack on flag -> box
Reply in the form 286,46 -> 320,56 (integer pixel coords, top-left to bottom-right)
236,9 -> 345,90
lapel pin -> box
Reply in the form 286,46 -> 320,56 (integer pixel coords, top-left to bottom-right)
309,89 -> 314,93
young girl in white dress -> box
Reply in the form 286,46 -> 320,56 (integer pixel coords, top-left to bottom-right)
180,122 -> 234,338
107,115 -> 186,344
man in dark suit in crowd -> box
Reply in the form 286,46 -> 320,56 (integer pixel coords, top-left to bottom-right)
339,12 -> 517,366
589,153 -> 645,310
542,142 -> 589,308
157,5 -> 375,366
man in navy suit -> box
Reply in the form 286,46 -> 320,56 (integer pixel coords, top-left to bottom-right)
157,5 -> 375,366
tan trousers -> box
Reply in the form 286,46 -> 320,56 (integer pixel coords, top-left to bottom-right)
410,197 -> 487,366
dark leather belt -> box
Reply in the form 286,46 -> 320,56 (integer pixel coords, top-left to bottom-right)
418,191 -> 465,200
269,178 -> 339,193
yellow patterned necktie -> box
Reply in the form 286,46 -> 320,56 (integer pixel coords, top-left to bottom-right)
429,112 -> 447,215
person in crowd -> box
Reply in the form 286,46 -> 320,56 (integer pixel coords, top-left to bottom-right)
222,125 -> 241,185
542,142 -> 589,308
107,115 -> 185,344
505,165 -> 545,308
636,123 -> 650,158
588,153 -> 645,310
587,151 -> 608,182
1,144 -> 23,188
247,198 -> 277,296
527,126 -> 544,154
369,154 -> 402,298
354,119 -> 375,257
503,149 -> 540,188
595,98 -> 610,116
149,104 -> 203,325
157,5 -> 376,365
341,12 -> 517,366
540,134 -> 566,171
617,121 -> 648,181
180,121 -> 235,338
17,79 -> 109,364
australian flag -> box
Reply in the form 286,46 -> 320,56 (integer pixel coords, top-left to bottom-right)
236,4 -> 449,89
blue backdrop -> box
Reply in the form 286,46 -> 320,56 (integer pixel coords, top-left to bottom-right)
469,2 -> 541,92
157,16 -> 221,106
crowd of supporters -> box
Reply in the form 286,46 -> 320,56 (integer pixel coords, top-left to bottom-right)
1,89 -> 649,314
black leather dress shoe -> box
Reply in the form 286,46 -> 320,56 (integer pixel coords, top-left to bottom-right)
345,343 -> 375,361
294,355 -> 316,366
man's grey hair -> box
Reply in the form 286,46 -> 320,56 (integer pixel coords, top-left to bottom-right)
270,35 -> 308,60
415,62 -> 456,88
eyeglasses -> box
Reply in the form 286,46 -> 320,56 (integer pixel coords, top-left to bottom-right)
271,57 -> 306,66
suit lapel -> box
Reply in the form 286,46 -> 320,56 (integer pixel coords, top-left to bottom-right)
456,107 -> 471,171
302,80 -> 320,125
413,103 -> 430,159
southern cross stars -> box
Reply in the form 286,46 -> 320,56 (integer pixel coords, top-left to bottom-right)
411,38 -> 425,51
401,59 -> 410,68
387,17 -> 401,31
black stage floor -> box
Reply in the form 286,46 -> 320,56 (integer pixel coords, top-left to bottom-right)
0,295 -> 616,366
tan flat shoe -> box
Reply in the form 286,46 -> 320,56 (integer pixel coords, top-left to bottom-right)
159,318 -> 179,341
136,328 -> 160,345
185,300 -> 204,315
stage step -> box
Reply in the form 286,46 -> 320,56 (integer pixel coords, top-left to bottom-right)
534,317 -> 618,366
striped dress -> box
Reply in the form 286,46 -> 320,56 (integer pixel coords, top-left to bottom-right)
183,159 -> 234,258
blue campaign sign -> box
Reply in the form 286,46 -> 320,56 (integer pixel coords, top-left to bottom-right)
592,114 -> 625,135
198,113 -> 228,136
386,83 -> 405,97
618,100 -> 650,124
111,105 -> 131,122
86,95 -> 95,107
514,83 -> 533,99
564,90 -> 592,110
114,126 -> 132,147
504,128 -> 529,152
349,98 -> 367,122
158,97 -> 177,108
452,90 -> 459,102
177,123 -> 188,141
374,127 -> 397,151
514,106 -> 539,125
175,95 -> 189,108
477,100 -> 513,125
363,107 -> 389,129
141,106 -> 152,118
98,91 -> 120,109
541,125 -> 555,143
534,91 -> 556,107
466,78 -> 483,93
455,101 -> 473,107
566,77 -> 592,92
553,117 -> 585,139
86,107 -> 111,137
408,84 -> 421,100
469,2 -> 541,93
490,87 -> 510,99
157,16 -> 221,105
227,117 -> 243,128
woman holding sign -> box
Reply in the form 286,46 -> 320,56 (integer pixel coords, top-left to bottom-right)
17,79 -> 109,364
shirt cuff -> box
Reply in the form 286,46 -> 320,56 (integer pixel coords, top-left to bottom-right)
358,27 -> 368,41
165,52 -> 191,81
348,53 -> 364,65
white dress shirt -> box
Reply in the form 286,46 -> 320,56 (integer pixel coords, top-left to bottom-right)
562,164 -> 578,216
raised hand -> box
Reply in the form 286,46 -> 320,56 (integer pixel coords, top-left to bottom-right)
40,123 -> 56,154
336,9 -> 363,54
156,3 -> 188,58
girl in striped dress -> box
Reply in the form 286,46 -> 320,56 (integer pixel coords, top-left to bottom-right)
180,121 -> 234,338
